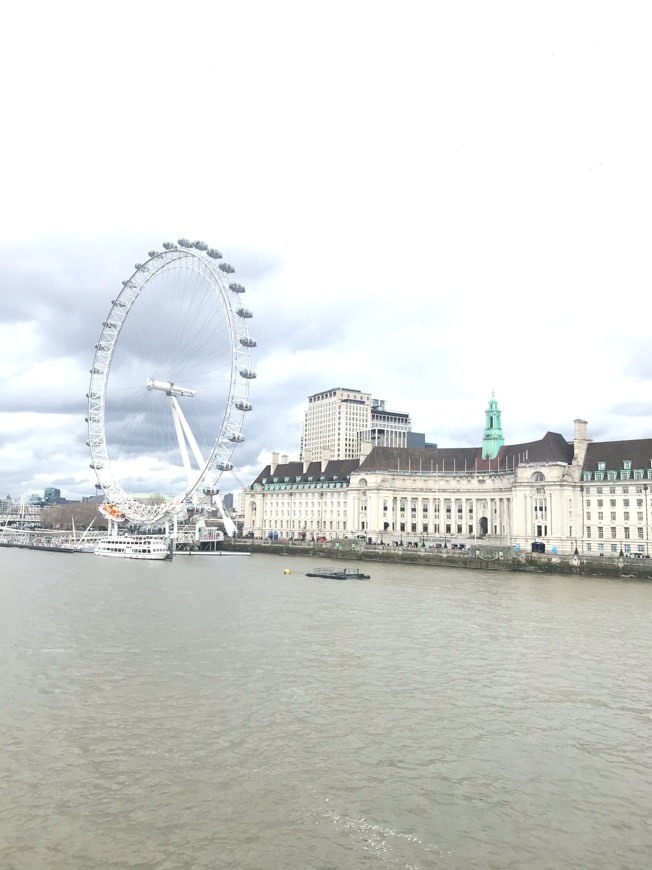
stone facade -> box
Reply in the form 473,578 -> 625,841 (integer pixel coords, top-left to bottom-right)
244,412 -> 652,556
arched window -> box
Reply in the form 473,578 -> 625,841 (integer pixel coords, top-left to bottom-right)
531,472 -> 545,483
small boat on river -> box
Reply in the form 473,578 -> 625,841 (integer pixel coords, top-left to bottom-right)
306,567 -> 370,580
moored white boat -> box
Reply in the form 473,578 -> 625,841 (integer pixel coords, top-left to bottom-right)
94,535 -> 173,560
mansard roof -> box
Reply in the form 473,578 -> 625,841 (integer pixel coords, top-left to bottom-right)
357,431 -> 574,474
251,458 -> 361,486
500,431 -> 574,467
583,438 -> 652,472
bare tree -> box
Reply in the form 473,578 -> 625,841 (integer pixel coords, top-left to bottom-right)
41,502 -> 106,530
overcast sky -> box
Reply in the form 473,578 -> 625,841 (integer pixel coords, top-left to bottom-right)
1,1 -> 651,502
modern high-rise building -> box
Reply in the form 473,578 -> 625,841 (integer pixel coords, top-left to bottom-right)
358,398 -> 412,452
300,388 -> 413,461
301,387 -> 372,461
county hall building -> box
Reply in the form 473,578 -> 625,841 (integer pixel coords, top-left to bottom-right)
243,390 -> 652,556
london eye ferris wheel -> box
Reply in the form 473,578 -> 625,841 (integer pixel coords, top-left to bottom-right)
86,239 -> 256,525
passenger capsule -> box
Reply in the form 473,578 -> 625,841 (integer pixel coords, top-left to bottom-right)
217,462 -> 234,471
235,401 -> 253,411
193,240 -> 208,251
239,368 -> 257,379
162,242 -> 175,250
219,263 -> 235,273
228,434 -> 245,443
148,250 -> 160,258
178,238 -> 193,248
229,283 -> 245,293
207,248 -> 222,259
239,336 -> 257,347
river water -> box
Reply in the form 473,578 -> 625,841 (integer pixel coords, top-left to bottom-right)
1,549 -> 651,870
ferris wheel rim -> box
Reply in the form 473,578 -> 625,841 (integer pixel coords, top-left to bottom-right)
87,241 -> 256,524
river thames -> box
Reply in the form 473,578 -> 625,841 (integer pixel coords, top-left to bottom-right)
1,549 -> 651,869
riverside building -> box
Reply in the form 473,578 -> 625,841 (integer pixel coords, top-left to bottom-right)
300,387 -> 413,461
243,395 -> 652,556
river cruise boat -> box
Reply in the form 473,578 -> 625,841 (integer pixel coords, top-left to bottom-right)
94,534 -> 173,560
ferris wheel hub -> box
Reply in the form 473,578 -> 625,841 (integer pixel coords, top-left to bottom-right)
147,378 -> 196,398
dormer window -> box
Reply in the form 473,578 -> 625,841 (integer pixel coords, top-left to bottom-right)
597,461 -> 606,471
623,460 -> 632,470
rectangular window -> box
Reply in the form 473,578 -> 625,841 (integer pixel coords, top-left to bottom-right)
624,512 -> 630,521
598,527 -> 604,539
598,512 -> 604,521
610,512 -> 616,521
586,543 -> 592,552
611,527 -> 617,539
638,528 -> 644,539
586,512 -> 591,520
611,544 -> 618,554
608,471 -> 617,481
586,528 -> 591,538
624,528 -> 630,539
597,499 -> 603,507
